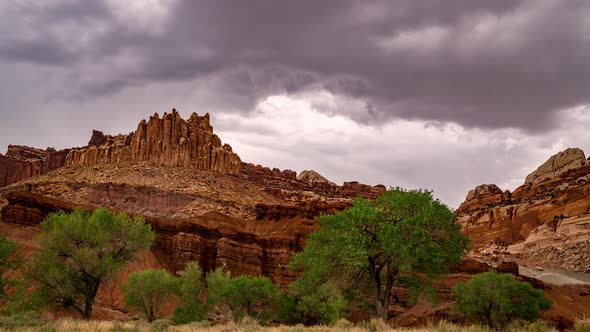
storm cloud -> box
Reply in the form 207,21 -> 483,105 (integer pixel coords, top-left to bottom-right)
1,0 -> 590,207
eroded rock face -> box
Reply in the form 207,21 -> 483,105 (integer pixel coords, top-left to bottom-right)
524,147 -> 586,185
0,146 -> 70,188
457,148 -> 590,273
65,109 -> 241,175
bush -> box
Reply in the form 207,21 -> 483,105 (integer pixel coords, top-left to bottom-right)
172,261 -> 207,324
278,280 -> 347,325
122,269 -> 180,322
453,271 -> 551,329
506,320 -> 557,332
206,268 -> 278,323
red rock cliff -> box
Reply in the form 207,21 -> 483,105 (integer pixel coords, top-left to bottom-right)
0,146 -> 69,187
65,109 -> 241,175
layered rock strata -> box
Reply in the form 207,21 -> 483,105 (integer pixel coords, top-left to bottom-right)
456,148 -> 590,272
65,110 -> 241,175
0,145 -> 69,187
240,162 -> 386,202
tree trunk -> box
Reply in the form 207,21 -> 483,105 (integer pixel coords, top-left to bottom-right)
377,264 -> 396,321
83,280 -> 101,320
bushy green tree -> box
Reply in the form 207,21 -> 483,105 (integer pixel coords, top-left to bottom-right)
25,208 -> 155,320
122,269 -> 179,322
453,271 -> 551,329
290,189 -> 469,319
0,236 -> 20,300
206,268 -> 278,323
172,261 -> 207,324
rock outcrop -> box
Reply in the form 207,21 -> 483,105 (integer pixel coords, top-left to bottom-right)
0,146 -> 69,187
457,148 -> 590,273
240,162 -> 386,202
524,148 -> 586,184
297,170 -> 336,186
65,109 -> 241,175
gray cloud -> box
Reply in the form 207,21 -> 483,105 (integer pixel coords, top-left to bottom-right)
1,0 -> 589,131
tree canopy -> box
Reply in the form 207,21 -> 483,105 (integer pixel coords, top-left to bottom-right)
25,208 -> 155,320
0,236 -> 20,300
290,188 -> 469,319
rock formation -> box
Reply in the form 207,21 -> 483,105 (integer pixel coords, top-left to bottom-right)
457,147 -> 590,273
297,170 -> 336,186
0,145 -> 69,187
65,110 -> 242,175
524,147 -> 587,184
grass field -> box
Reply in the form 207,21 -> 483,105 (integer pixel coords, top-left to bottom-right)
1,317 -> 589,332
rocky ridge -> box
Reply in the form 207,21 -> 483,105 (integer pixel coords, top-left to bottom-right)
65,109 -> 242,175
457,147 -> 590,273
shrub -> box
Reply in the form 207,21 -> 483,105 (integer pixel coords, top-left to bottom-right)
206,268 -> 278,323
172,261 -> 207,324
278,281 -> 348,325
122,269 -> 180,322
453,271 -> 551,329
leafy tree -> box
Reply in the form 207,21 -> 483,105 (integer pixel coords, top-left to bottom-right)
0,236 -> 20,300
290,189 -> 469,319
172,261 -> 207,324
122,269 -> 179,322
25,208 -> 155,320
453,271 -> 551,329
206,268 -> 278,323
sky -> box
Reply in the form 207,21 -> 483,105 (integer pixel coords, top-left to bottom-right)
1,0 -> 590,208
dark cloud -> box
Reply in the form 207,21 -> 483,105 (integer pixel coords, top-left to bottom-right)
1,0 -> 589,132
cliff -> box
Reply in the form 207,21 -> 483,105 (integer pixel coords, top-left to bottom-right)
65,109 -> 242,174
456,148 -> 590,272
0,145 -> 69,187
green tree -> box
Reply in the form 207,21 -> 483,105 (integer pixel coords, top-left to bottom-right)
0,236 -> 20,300
290,189 -> 469,319
122,269 -> 179,322
453,271 -> 551,329
206,268 -> 278,323
25,208 -> 155,320
172,261 -> 207,324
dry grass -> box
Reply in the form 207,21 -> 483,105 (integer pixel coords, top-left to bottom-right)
0,318 -> 571,332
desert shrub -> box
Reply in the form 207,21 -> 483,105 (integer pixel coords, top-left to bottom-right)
172,261 -> 207,324
206,268 -> 278,323
453,271 -> 551,329
149,319 -> 171,331
278,281 -> 347,325
122,269 -> 179,322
